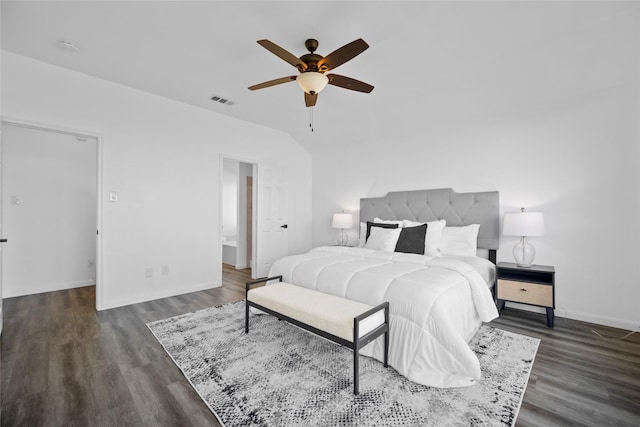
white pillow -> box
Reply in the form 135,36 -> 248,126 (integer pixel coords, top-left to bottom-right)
374,217 -> 404,227
365,227 -> 401,252
402,219 -> 446,257
358,222 -> 366,247
440,224 -> 480,257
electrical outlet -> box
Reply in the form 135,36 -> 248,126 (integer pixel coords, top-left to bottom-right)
145,267 -> 153,278
161,265 -> 169,275
88,259 -> 95,268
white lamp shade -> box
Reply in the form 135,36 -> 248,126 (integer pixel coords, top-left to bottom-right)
332,213 -> 353,229
297,72 -> 329,94
503,211 -> 545,237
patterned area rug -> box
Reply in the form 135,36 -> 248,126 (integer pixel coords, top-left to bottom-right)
147,301 -> 539,427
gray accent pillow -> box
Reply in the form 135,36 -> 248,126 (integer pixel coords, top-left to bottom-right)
395,224 -> 427,255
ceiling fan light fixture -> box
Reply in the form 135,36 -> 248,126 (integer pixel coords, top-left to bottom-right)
296,72 -> 328,95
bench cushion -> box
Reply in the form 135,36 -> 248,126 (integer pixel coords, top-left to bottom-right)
248,282 -> 385,342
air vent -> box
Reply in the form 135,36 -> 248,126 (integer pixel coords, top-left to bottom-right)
210,95 -> 235,106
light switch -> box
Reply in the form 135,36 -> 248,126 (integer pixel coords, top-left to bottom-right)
109,191 -> 118,202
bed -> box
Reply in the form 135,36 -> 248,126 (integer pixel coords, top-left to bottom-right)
268,188 -> 500,388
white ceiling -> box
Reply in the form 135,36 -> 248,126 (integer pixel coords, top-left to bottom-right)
2,1 -> 633,154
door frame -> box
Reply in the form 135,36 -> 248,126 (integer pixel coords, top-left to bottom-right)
219,154 -> 258,278
0,117 -> 104,310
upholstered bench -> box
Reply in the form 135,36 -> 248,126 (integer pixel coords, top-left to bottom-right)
245,275 -> 390,395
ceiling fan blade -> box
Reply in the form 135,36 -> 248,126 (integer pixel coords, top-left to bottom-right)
305,92 -> 318,107
327,74 -> 374,93
317,38 -> 369,71
248,76 -> 297,91
257,40 -> 308,70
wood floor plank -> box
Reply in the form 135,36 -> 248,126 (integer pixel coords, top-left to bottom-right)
81,401 -> 145,427
167,381 -> 223,427
489,308 -> 640,426
123,361 -> 194,426
2,264 -> 639,426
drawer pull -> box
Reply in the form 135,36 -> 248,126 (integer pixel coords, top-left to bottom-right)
520,288 -> 528,292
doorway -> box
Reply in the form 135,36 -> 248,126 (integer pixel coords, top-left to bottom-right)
221,158 -> 255,275
1,121 -> 101,307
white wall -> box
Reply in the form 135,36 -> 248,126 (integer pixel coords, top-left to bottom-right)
312,5 -> 640,331
1,51 -> 312,310
2,125 -> 97,297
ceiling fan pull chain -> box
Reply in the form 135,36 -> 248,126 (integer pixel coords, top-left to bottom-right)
309,107 -> 314,132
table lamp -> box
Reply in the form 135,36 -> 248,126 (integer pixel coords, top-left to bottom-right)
503,208 -> 545,267
332,212 -> 353,246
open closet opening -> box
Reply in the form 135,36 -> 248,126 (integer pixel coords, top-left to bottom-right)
1,122 -> 100,304
222,158 -> 254,275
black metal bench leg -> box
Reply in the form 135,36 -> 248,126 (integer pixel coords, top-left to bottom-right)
384,304 -> 389,367
353,346 -> 359,395
245,299 -> 249,333
384,331 -> 389,368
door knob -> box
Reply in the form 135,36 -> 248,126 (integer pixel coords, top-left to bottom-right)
280,224 -> 288,229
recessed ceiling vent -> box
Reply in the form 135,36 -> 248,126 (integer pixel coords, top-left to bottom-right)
210,95 -> 235,106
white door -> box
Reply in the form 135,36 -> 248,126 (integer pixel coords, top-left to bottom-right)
254,164 -> 288,278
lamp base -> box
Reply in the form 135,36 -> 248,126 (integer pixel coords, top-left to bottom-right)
337,229 -> 348,246
515,263 -> 534,268
513,236 -> 536,268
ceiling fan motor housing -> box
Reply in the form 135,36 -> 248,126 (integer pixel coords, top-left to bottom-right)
300,39 -> 325,72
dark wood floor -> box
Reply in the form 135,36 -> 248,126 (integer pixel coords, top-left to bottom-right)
2,265 -> 639,426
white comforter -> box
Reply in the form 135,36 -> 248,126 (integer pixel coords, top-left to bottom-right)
268,246 -> 499,388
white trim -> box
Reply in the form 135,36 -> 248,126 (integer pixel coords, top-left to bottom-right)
0,116 -> 105,310
95,126 -> 105,311
506,302 -> 640,332
1,117 -> 99,140
2,280 -> 95,298
101,281 -> 221,311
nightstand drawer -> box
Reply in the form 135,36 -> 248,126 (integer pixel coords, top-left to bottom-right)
497,279 -> 553,307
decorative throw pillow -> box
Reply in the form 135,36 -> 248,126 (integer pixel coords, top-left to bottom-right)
366,221 -> 399,240
402,219 -> 446,256
365,226 -> 402,252
394,224 -> 428,254
374,217 -> 404,227
440,224 -> 481,257
358,222 -> 367,247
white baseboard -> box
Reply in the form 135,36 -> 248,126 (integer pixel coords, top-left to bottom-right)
3,279 -> 94,299
505,302 -> 639,332
99,281 -> 222,311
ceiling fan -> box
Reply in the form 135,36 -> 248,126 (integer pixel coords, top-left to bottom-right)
248,38 -> 374,108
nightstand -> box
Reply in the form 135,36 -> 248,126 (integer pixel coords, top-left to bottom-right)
496,262 -> 556,327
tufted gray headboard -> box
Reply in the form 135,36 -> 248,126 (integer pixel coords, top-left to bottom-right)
360,188 -> 499,261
